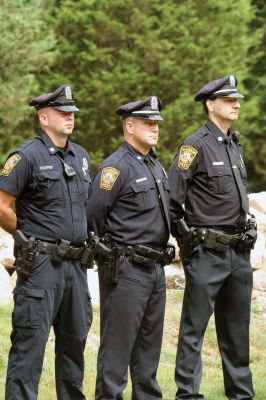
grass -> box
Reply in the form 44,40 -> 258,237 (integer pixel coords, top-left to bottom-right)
1,290 -> 266,399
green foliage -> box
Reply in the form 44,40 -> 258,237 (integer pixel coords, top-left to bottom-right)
243,0 -> 266,191
0,0 -> 265,190
0,0 -> 56,164
44,0 -> 264,180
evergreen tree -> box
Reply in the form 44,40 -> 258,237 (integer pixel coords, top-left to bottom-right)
0,0 -> 55,163
46,0 -> 258,173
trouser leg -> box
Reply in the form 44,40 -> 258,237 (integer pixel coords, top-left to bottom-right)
175,246 -> 231,400
214,249 -> 254,400
5,255 -> 56,400
95,258 -> 160,400
54,261 -> 92,400
130,263 -> 166,400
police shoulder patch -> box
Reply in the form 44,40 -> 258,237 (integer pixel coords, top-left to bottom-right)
178,145 -> 198,170
1,154 -> 21,176
100,167 -> 120,190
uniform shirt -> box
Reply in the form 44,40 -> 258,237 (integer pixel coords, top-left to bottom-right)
0,131 -> 92,242
168,120 -> 248,232
87,142 -> 169,247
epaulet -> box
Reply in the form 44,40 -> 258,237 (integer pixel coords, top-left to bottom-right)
183,126 -> 209,145
99,147 -> 126,171
8,137 -> 37,157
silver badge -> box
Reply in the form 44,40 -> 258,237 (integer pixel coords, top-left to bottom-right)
82,157 -> 88,175
151,96 -> 158,110
65,86 -> 72,100
229,75 -> 236,87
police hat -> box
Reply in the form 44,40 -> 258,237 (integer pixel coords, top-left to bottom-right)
29,84 -> 79,112
194,75 -> 244,102
116,96 -> 163,121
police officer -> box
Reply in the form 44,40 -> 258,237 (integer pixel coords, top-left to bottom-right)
0,85 -> 93,399
168,75 -> 256,400
87,96 -> 174,400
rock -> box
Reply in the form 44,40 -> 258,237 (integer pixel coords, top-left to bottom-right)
165,264 -> 185,290
251,232 -> 266,270
253,270 -> 266,292
0,228 -> 15,275
87,269 -> 100,306
0,263 -> 12,305
168,235 -> 180,263
10,271 -> 17,290
249,192 -> 266,215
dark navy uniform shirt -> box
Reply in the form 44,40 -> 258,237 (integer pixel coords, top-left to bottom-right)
168,120 -> 248,230
87,142 -> 169,247
0,132 -> 92,242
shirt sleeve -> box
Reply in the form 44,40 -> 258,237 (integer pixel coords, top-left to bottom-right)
168,143 -> 199,236
87,164 -> 122,237
0,152 -> 31,196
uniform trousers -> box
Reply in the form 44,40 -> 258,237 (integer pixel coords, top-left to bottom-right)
175,245 -> 254,400
95,257 -> 166,400
5,254 -> 92,400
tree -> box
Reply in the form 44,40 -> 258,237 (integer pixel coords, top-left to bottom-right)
45,0 -> 259,172
243,0 -> 266,191
0,0 -> 55,164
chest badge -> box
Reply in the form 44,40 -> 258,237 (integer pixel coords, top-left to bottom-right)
1,154 -> 21,176
178,145 -> 198,170
82,157 -> 88,175
100,167 -> 120,190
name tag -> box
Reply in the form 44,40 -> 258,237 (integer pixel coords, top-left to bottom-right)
40,165 -> 54,170
136,177 -> 147,183
212,161 -> 224,166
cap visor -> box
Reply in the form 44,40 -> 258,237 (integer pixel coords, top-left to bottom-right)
53,105 -> 79,112
135,115 -> 163,121
221,92 -> 244,99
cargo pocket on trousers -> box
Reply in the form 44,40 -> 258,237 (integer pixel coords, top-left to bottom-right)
12,287 -> 45,329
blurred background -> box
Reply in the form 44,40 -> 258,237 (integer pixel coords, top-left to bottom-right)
0,0 -> 265,192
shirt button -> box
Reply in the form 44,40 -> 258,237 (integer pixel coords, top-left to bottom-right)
137,156 -> 142,160
218,136 -> 223,142
49,147 -> 55,153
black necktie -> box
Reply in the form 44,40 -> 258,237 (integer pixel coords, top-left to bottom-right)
144,156 -> 170,232
225,137 -> 249,213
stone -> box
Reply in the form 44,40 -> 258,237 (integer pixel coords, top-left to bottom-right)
0,263 -> 12,305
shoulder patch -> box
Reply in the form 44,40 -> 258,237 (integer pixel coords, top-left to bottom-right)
178,145 -> 198,170
1,154 -> 21,176
100,167 -> 120,190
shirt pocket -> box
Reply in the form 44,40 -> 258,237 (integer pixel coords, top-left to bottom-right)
207,166 -> 233,194
162,177 -> 170,202
79,174 -> 92,205
33,170 -> 63,204
130,180 -> 157,211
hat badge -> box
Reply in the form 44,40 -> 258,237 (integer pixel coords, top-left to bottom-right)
151,96 -> 158,110
229,75 -> 236,87
65,86 -> 72,100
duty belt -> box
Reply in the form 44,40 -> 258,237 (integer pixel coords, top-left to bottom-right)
102,234 -> 175,267
196,226 -> 257,252
36,240 -> 84,259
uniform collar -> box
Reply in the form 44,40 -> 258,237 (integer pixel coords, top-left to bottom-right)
206,120 -> 229,146
39,131 -> 75,156
123,141 -> 153,164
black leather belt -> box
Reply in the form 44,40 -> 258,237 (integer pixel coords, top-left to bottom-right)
36,240 -> 84,260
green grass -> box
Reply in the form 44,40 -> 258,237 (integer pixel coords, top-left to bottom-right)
1,290 -> 266,399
